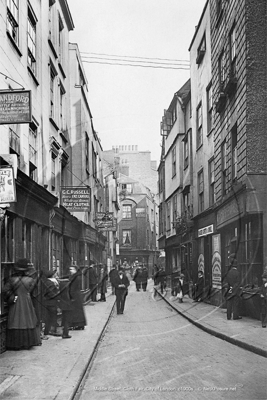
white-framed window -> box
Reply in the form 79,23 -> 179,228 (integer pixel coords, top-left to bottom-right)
7,0 -> 19,45
27,5 -> 37,75
206,83 -> 213,134
166,201 -> 171,231
171,106 -> 177,125
229,23 -> 236,74
50,63 -> 57,118
9,126 -> 20,155
122,230 -> 131,245
198,169 -> 204,213
196,102 -> 203,149
121,183 -> 132,193
184,130 -> 190,169
218,50 -> 226,87
123,205 -> 132,219
209,158 -> 215,206
196,33 -> 206,64
59,82 -> 65,130
172,195 -> 177,226
172,146 -> 176,177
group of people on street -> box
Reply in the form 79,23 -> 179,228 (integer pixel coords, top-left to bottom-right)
132,265 -> 148,291
3,259 -> 87,350
87,262 -> 108,303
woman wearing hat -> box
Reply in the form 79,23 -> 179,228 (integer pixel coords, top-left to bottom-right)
3,258 -> 41,350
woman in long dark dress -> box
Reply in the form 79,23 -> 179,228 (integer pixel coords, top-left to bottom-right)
3,259 -> 41,350
69,265 -> 86,330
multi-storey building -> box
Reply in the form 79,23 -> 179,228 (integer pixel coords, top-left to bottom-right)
189,1 -> 215,301
159,80 -> 192,289
117,173 -> 158,276
0,0 -> 108,352
210,0 -> 267,315
110,145 -> 158,194
159,0 -> 266,317
103,146 -> 159,275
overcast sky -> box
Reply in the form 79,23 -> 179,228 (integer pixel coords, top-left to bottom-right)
67,0 -> 207,163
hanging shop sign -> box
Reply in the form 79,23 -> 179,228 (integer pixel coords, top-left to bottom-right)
61,187 -> 91,211
0,90 -> 32,124
95,212 -> 115,230
212,234 -> 222,289
0,167 -> 16,203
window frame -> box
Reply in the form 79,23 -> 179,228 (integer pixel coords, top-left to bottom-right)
172,146 -> 176,178
221,140 -> 227,195
7,0 -> 19,46
122,230 -> 131,245
198,169 -> 204,213
27,4 -> 37,75
196,102 -> 203,149
231,124 -> 238,181
206,83 -> 213,134
122,204 -> 132,219
208,158 -> 215,206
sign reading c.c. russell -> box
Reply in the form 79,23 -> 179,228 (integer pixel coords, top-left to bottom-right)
61,187 -> 91,212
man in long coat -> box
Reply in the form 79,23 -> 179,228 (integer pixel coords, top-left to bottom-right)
114,269 -> 130,314
224,255 -> 242,320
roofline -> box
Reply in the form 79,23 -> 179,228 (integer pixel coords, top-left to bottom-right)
188,0 -> 209,51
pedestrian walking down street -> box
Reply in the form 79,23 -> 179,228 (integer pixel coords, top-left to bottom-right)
177,273 -> 185,303
153,264 -> 159,285
69,265 -> 86,330
59,278 -> 72,339
3,259 -> 41,350
114,269 -> 130,314
42,269 -> 60,338
97,265 -> 108,302
141,266 -> 148,291
224,255 -> 242,320
157,267 -> 166,294
193,270 -> 204,302
109,265 -> 118,295
260,267 -> 267,328
88,261 -> 98,302
133,266 -> 142,291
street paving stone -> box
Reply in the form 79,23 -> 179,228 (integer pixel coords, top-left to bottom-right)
78,282 -> 267,400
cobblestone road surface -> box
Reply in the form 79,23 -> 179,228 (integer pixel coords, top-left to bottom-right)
76,283 -> 267,400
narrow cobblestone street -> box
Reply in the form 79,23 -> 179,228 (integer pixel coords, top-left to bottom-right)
76,282 -> 267,400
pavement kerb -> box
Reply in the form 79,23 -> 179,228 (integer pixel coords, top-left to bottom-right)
156,288 -> 267,359
68,297 -> 116,400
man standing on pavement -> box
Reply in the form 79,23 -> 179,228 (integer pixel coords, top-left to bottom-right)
224,254 -> 242,320
193,270 -> 205,302
114,269 -> 130,314
88,260 -> 98,302
109,265 -> 118,295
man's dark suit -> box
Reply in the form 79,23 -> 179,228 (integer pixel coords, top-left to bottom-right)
225,267 -> 241,320
114,272 -> 129,314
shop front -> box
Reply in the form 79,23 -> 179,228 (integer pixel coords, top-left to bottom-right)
0,171 -> 58,353
193,210 -> 219,306
216,188 -> 264,319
